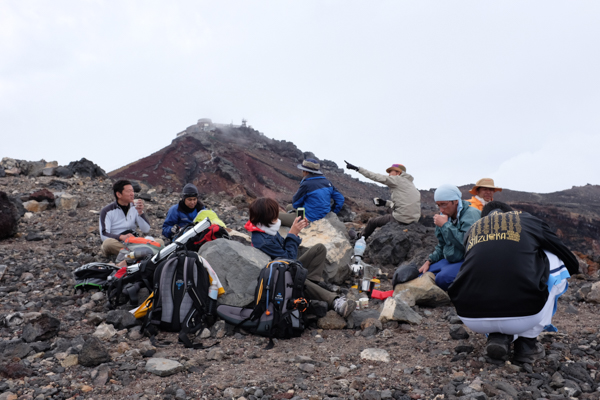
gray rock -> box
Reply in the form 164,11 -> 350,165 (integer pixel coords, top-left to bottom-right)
92,364 -> 111,386
559,362 -> 593,385
494,381 -> 518,398
347,309 -> 380,329
54,166 -> 73,178
365,222 -> 437,267
55,194 -> 79,211
362,390 -> 382,400
449,325 -> 469,340
42,167 -> 56,176
298,212 -> 352,284
316,310 -> 347,329
298,363 -> 315,373
378,297 -> 422,325
0,339 -> 32,360
145,358 -> 184,377
106,310 -> 138,330
21,314 -> 61,342
393,272 -> 451,307
199,239 -> 270,307
360,348 -> 390,362
79,337 -> 111,367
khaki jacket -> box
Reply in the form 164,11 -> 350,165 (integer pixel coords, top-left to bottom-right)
358,167 -> 421,224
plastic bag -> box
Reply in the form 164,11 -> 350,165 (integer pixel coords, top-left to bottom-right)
392,263 -> 419,286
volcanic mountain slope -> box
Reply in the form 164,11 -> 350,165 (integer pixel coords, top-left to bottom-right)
109,121 -> 600,257
109,125 -> 389,211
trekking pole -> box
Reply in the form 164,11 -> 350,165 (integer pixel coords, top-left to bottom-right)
126,218 -> 212,275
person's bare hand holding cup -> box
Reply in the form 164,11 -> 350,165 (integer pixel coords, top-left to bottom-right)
134,199 -> 144,215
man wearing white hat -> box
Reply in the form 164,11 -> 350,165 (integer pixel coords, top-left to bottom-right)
419,184 -> 481,290
467,178 -> 502,211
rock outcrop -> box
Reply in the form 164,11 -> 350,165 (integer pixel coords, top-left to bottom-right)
0,191 -> 20,239
198,239 -> 270,307
298,212 -> 353,284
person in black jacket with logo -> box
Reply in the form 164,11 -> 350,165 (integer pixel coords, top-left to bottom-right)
448,201 -> 579,363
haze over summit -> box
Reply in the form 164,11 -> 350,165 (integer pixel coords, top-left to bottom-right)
1,1 -> 599,193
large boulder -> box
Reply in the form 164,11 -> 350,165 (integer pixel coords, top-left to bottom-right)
298,212 -> 352,284
0,191 -> 20,239
392,272 -> 451,307
198,239 -> 270,307
364,222 -> 437,268
66,158 -> 107,178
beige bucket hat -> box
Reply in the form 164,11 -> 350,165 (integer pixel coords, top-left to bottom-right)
469,178 -> 502,195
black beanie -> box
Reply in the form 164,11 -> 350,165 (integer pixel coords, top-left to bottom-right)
182,183 -> 199,198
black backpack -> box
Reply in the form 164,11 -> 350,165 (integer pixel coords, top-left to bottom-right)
105,257 -> 159,309
217,259 -> 308,349
143,250 -> 217,348
73,263 -> 120,291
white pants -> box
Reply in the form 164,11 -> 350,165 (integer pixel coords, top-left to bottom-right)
459,251 -> 569,339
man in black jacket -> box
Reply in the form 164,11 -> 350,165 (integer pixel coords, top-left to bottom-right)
448,201 -> 579,363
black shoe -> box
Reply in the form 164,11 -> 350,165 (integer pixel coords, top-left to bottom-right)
513,337 -> 545,363
485,333 -> 513,360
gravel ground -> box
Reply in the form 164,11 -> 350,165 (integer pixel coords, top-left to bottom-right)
1,175 -> 600,400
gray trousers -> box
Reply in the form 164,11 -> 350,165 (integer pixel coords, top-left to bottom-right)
298,241 -> 338,307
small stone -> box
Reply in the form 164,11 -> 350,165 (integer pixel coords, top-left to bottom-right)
55,193 -> 79,211
200,328 -> 211,339
145,358 -> 184,377
79,337 -> 111,367
60,354 -> 78,367
449,324 -> 469,340
317,310 -> 347,329
360,348 -> 390,363
298,363 -> 315,373
93,322 -> 116,339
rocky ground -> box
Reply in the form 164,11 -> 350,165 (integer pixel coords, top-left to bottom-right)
2,174 -> 600,400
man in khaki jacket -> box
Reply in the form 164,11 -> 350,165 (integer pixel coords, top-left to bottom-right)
345,162 -> 421,239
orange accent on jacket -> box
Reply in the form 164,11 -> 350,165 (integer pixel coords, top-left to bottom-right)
467,196 -> 484,211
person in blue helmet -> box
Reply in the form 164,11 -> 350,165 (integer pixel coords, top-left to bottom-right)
290,159 -> 345,223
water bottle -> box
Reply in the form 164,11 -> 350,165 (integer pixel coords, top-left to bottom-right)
208,283 -> 219,300
354,236 -> 366,258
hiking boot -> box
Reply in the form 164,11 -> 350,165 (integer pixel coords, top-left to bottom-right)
513,337 -> 545,363
333,296 -> 356,318
485,333 -> 513,360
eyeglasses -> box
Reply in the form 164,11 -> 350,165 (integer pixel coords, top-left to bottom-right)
436,201 -> 456,209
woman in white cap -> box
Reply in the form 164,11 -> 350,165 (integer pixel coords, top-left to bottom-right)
467,178 -> 502,211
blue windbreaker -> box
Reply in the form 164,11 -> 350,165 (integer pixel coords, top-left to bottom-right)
292,176 -> 344,222
162,203 -> 205,238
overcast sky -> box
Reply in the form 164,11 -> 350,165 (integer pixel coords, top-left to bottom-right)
2,1 -> 599,193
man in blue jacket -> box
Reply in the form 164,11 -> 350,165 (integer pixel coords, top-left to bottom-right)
292,159 -> 345,222
162,183 -> 205,239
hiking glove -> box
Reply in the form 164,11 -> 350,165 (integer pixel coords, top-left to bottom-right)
344,160 -> 359,171
171,225 -> 181,235
373,198 -> 387,207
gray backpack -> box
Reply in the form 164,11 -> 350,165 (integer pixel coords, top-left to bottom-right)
143,250 -> 217,348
